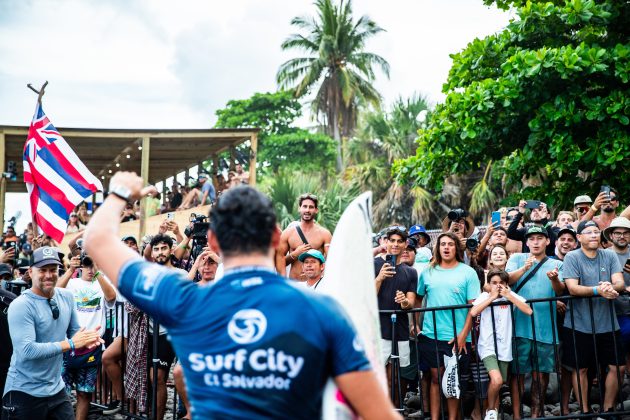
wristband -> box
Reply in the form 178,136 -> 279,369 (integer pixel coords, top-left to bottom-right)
593,286 -> 598,296
68,338 -> 75,356
591,205 -> 598,212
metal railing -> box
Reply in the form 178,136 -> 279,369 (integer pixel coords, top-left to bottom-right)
380,294 -> 630,419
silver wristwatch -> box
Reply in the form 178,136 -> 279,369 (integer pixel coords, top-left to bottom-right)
109,184 -> 132,202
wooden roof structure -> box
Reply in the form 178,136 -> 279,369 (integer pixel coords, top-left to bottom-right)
0,126 -> 259,235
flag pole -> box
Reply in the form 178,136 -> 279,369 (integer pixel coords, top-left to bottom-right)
26,81 -> 49,237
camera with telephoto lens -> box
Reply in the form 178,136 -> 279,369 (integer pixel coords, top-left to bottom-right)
465,237 -> 479,251
448,208 -> 468,221
74,238 -> 93,267
184,214 -> 209,272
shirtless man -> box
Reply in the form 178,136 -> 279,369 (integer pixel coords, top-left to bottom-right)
278,193 -> 332,279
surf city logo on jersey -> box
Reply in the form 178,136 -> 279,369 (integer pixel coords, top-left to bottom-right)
188,308 -> 305,391
227,309 -> 267,344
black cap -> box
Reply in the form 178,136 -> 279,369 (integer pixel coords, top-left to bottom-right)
0,263 -> 12,276
557,225 -> 577,239
577,220 -> 599,234
31,247 -> 62,268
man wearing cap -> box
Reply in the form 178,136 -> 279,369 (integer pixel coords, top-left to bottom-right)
177,172 -> 216,210
508,200 -> 556,256
562,220 -> 625,415
2,247 -> 102,419
506,226 -> 565,419
296,249 -> 326,289
603,218 -> 630,358
374,228 -> 417,404
573,195 -> 593,224
122,235 -> 139,253
408,225 -> 432,274
551,226 -> 578,261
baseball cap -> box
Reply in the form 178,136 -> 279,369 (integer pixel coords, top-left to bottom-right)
574,195 -> 593,205
406,237 -> 418,250
525,226 -> 549,238
32,246 -> 62,268
577,220 -> 599,234
297,249 -> 325,264
557,225 -> 577,239
122,235 -> 138,244
0,263 -> 12,276
198,172 -> 209,179
385,226 -> 408,240
408,224 -> 431,245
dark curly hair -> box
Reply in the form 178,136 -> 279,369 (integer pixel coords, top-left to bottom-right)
150,233 -> 174,249
209,185 -> 276,257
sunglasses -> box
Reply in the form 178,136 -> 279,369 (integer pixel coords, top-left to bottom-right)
388,225 -> 407,232
299,193 -> 318,201
505,216 -> 514,221
47,298 -> 59,320
575,207 -> 589,213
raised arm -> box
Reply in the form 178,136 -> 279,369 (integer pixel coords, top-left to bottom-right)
84,172 -> 156,287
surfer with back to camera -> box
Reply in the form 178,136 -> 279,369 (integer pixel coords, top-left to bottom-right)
83,172 -> 400,420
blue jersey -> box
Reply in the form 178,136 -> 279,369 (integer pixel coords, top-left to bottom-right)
119,261 -> 370,419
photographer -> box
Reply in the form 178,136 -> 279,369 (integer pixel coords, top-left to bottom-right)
56,251 -> 116,420
508,200 -> 556,256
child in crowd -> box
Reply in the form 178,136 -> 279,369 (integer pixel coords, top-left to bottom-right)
471,269 -> 533,420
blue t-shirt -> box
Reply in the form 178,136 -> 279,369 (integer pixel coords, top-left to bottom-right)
118,261 -> 370,419
416,263 -> 480,342
201,182 -> 216,203
506,254 -> 563,343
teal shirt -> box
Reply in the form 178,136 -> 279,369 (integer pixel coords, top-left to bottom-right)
417,263 -> 480,342
506,254 -> 563,343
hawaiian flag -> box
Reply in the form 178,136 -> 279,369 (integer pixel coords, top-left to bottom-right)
23,103 -> 103,242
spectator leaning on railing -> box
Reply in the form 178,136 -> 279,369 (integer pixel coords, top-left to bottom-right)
562,220 -> 625,415
505,226 -> 565,419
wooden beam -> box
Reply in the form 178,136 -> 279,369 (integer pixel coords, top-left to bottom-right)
0,132 -> 5,234
138,136 -> 151,239
249,132 -> 258,187
0,127 -> 258,139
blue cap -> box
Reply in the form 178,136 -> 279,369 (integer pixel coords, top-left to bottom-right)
408,224 -> 431,244
298,249 -> 325,264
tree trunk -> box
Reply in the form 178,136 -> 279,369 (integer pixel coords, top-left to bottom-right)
332,111 -> 343,173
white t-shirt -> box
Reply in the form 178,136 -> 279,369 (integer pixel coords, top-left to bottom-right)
66,276 -> 116,336
473,291 -> 525,361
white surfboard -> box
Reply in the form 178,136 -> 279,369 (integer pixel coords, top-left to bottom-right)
317,191 -> 387,419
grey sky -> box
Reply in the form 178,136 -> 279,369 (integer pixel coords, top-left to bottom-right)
0,0 -> 511,230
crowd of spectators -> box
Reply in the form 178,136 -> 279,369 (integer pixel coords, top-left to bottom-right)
1,181 -> 630,419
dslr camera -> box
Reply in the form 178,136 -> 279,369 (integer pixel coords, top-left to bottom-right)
75,238 -> 93,267
448,208 -> 468,221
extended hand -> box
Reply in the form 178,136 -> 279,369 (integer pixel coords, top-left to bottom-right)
109,172 -> 158,202
72,326 -> 104,350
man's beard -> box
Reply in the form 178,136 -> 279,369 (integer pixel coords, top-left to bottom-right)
603,206 -> 615,213
154,256 -> 169,265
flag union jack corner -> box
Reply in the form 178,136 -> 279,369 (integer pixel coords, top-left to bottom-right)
23,103 -> 103,242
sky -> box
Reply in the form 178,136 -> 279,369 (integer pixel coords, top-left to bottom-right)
0,0 -> 512,231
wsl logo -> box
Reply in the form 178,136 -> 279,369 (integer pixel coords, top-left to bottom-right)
228,309 -> 267,344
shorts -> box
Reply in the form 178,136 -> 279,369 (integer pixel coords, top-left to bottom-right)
511,338 -> 557,374
482,355 -> 509,382
561,327 -> 625,369
380,339 -> 411,367
617,315 -> 630,348
147,333 -> 176,371
418,334 -> 472,371
62,364 -> 99,394
1,389 -> 74,420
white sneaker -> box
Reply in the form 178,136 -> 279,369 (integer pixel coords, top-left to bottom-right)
484,409 -> 498,420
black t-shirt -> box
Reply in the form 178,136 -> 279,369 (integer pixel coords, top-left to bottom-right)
374,257 -> 418,340
0,288 -> 17,365
170,192 -> 183,209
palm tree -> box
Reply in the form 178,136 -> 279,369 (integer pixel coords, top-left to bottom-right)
346,94 -> 436,228
277,0 -> 390,172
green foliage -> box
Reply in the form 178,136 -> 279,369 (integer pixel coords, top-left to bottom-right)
346,94 -> 435,227
213,91 -> 338,177
260,170 -> 357,231
214,90 -> 301,138
277,0 -> 390,171
259,130 -> 337,173
395,0 -> 630,209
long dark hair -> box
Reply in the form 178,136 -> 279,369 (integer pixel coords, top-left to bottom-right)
430,232 -> 464,268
